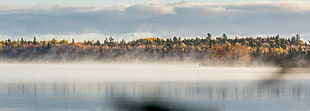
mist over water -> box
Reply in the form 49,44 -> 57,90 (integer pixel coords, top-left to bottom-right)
0,64 -> 310,111
1,64 -> 309,82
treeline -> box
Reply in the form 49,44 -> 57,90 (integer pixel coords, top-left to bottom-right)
0,34 -> 309,66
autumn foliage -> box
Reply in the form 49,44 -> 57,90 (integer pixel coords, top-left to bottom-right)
0,35 -> 309,66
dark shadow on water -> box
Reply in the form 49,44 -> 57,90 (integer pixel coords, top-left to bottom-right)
259,54 -> 310,87
258,69 -> 287,88
111,96 -> 221,111
1,80 -> 310,111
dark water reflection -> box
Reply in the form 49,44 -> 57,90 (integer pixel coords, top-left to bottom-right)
0,80 -> 310,111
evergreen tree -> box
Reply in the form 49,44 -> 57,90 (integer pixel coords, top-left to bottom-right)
207,33 -> 211,40
95,40 -> 101,46
296,34 -> 300,42
71,38 -> 75,44
222,33 -> 227,40
33,36 -> 37,45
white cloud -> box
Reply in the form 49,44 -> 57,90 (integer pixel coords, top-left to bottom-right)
225,1 -> 310,13
2,1 -> 310,15
0,1 -> 310,40
0,3 -> 25,11
106,3 -> 131,11
170,2 -> 231,16
174,6 -> 228,16
1,32 -> 156,42
125,1 -> 175,16
273,1 -> 310,13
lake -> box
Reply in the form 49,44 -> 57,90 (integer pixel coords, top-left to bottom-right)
0,64 -> 309,111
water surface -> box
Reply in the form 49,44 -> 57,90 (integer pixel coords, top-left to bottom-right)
0,64 -> 309,111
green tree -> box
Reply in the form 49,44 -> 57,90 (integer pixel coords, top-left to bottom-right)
296,34 -> 300,42
95,40 -> 101,46
275,35 -> 280,48
207,33 -> 212,40
173,36 -> 178,42
222,33 -> 228,40
120,39 -> 126,46
71,38 -> 75,44
33,36 -> 37,45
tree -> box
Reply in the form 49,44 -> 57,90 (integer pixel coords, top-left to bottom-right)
51,38 -> 58,44
21,38 -> 24,44
109,36 -> 114,42
47,42 -> 51,49
120,39 -> 126,46
104,38 -> 109,46
291,36 -> 298,45
207,33 -> 212,40
109,37 -> 115,47
33,36 -> 37,45
173,36 -> 178,42
95,40 -> 101,46
296,34 -> 301,42
71,38 -> 75,44
275,35 -> 280,48
222,33 -> 227,40
59,39 -> 69,44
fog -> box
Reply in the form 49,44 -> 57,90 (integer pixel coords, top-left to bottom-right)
1,64 -> 310,111
1,64 -> 309,82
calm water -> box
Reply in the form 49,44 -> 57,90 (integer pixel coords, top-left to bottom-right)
0,64 -> 310,111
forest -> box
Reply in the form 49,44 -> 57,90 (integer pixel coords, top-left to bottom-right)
0,34 -> 309,67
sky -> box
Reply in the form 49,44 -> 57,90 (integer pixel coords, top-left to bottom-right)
2,0 -> 289,6
1,0 -> 310,41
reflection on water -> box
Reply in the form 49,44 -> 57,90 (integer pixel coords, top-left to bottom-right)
0,64 -> 309,111
1,81 -> 310,111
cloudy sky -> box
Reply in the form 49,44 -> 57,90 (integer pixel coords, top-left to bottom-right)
1,0 -> 310,41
